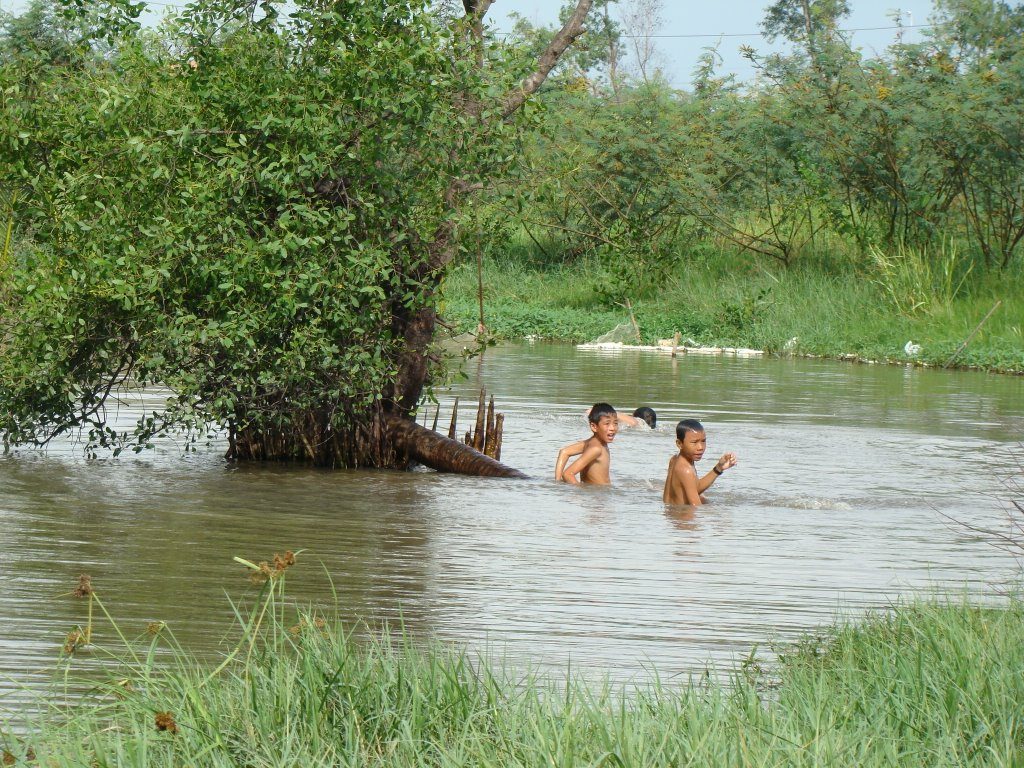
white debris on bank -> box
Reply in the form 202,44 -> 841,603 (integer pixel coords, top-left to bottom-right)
576,339 -> 765,357
903,340 -> 922,356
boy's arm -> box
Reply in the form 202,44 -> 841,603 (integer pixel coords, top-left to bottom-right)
561,444 -> 602,485
697,452 -> 738,493
555,440 -> 587,481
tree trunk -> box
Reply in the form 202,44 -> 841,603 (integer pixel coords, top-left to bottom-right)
272,2 -> 595,474
387,0 -> 594,420
385,414 -> 526,478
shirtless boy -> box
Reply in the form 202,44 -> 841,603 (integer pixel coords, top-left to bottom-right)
663,419 -> 737,505
556,403 -> 618,485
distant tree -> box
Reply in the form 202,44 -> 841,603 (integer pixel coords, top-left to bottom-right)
617,0 -> 665,84
760,0 -> 850,44
928,0 -> 1024,67
0,0 -> 77,65
923,0 -> 1024,267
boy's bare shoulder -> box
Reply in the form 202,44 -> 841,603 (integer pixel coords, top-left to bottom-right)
670,456 -> 695,476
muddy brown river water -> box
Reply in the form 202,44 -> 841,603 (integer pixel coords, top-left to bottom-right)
2,343 -> 1022,711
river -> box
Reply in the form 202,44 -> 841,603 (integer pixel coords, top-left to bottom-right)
1,343 -> 1022,711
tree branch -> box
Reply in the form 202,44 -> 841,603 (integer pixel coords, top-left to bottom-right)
501,0 -> 593,119
463,0 -> 494,20
463,0 -> 495,64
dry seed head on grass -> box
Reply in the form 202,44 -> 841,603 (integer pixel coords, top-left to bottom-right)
146,621 -> 165,636
64,630 -> 85,655
248,550 -> 297,585
290,615 -> 327,637
273,550 -> 296,571
72,574 -> 93,598
249,562 -> 273,585
0,749 -> 31,766
154,711 -> 178,734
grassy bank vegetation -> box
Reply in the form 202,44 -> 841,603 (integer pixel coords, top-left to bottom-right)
443,234 -> 1024,373
5,569 -> 1022,767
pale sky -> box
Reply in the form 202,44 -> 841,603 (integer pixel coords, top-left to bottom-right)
0,0 -> 938,86
492,0 -> 937,85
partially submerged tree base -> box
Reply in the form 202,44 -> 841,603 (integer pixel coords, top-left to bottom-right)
227,391 -> 526,478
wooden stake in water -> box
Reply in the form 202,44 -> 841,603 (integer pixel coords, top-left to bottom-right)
494,413 -> 504,461
472,389 -> 486,452
439,390 -> 507,460
448,397 -> 459,440
672,330 -> 680,358
484,396 -> 496,458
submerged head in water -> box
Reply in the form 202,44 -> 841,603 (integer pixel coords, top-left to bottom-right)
632,407 -> 657,428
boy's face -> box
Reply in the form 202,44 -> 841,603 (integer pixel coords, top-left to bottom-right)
676,429 -> 706,462
589,414 -> 618,444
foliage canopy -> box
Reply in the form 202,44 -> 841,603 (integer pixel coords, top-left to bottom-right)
0,0 -> 517,461
496,0 -> 1024,312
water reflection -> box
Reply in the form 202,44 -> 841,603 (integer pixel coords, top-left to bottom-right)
1,343 -> 1022,712
664,506 -> 700,532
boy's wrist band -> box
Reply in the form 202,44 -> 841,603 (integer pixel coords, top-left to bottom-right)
713,466 -> 723,475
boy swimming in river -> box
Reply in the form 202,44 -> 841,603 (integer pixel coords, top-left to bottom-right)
585,405 -> 656,429
629,407 -> 657,428
556,402 -> 618,485
663,419 -> 737,505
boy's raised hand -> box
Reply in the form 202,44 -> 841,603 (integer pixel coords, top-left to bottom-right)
715,452 -> 738,473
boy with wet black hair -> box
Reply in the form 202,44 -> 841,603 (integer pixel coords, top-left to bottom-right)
556,402 -> 618,485
628,407 -> 657,428
663,419 -> 737,505
586,405 -> 657,429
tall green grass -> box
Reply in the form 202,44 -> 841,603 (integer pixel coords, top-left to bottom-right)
443,241 -> 1024,372
868,239 -> 975,318
4,562 -> 1022,767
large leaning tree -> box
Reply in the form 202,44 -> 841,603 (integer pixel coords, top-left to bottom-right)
0,0 -> 593,472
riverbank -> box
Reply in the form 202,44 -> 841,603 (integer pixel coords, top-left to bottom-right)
442,256 -> 1024,374
6,581 -> 1022,767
